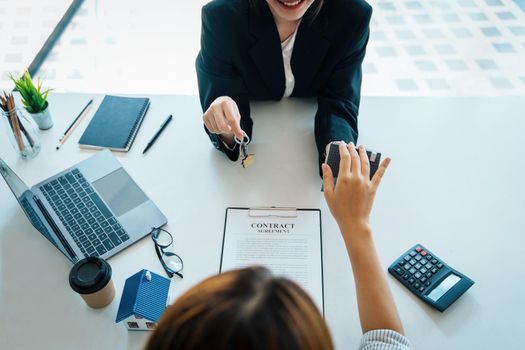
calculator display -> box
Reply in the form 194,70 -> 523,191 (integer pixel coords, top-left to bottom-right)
427,273 -> 461,302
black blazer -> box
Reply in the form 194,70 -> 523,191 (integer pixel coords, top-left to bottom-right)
196,0 -> 372,171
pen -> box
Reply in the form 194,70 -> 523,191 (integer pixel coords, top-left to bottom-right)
56,99 -> 93,150
143,114 -> 173,154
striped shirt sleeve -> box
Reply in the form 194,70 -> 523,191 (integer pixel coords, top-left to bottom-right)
358,329 -> 412,350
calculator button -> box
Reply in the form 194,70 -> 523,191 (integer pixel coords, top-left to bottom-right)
415,263 -> 422,269
420,268 -> 428,274
437,263 -> 443,269
426,255 -> 433,260
409,251 -> 417,257
403,263 -> 411,270
420,259 -> 428,265
420,277 -> 427,283
425,281 -> 431,287
414,282 -> 421,289
414,272 -> 422,279
408,278 -> 415,284
403,273 -> 410,280
431,267 -> 438,274
395,267 -> 404,275
409,259 -> 417,266
415,255 -> 422,261
419,286 -> 425,292
421,250 -> 428,256
426,272 -> 432,278
409,267 -> 417,274
425,262 -> 433,269
404,255 -> 411,262
416,246 -> 422,252
431,259 -> 438,264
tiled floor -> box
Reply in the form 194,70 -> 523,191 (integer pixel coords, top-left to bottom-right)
364,0 -> 525,95
0,0 -> 72,91
1,0 -> 524,96
33,0 -> 207,95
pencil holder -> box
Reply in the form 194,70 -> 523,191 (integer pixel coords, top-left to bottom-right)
1,107 -> 41,159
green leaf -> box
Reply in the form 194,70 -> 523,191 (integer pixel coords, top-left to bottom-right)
10,70 -> 51,113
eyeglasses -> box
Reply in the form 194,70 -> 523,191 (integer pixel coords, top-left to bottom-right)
150,227 -> 183,279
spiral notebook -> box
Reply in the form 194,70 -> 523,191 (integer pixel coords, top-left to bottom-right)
78,95 -> 150,151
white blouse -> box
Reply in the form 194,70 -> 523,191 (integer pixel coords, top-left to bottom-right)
281,22 -> 300,98
359,329 -> 412,349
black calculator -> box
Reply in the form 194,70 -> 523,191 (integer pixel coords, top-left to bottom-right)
325,142 -> 381,180
388,244 -> 474,312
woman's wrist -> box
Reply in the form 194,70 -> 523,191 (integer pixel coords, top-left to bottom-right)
338,221 -> 374,252
338,219 -> 371,237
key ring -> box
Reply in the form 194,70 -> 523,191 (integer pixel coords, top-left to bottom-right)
234,134 -> 250,145
235,132 -> 255,169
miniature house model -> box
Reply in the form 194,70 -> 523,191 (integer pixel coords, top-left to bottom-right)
116,269 -> 171,330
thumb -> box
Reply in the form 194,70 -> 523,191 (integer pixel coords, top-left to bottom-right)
322,164 -> 334,199
231,122 -> 245,140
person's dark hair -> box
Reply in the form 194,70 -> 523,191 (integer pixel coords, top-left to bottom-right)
145,266 -> 334,350
250,0 -> 325,19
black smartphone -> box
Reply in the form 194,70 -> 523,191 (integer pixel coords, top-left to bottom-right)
325,142 -> 381,180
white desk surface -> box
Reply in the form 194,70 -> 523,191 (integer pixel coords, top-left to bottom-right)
1,94 -> 524,349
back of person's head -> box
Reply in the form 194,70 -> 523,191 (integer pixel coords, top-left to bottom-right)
145,266 -> 334,350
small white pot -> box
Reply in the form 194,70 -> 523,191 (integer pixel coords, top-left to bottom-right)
29,103 -> 54,130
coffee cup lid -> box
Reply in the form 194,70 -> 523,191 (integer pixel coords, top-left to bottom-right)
69,257 -> 112,294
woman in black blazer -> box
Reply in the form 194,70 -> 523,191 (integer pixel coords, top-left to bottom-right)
196,0 -> 372,172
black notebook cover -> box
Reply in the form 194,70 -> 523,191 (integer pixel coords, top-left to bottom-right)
78,95 -> 150,151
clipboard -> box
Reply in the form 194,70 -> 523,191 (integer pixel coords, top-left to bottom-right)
220,207 -> 325,314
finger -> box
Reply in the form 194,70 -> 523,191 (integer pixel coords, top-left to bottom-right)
359,145 -> 370,179
322,163 -> 334,198
223,102 -> 244,139
339,141 -> 351,176
206,114 -> 219,134
203,113 -> 217,134
213,111 -> 230,134
348,142 -> 360,175
231,99 -> 242,121
371,157 -> 391,191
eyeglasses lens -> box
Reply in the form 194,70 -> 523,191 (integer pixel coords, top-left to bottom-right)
163,252 -> 183,273
153,229 -> 173,248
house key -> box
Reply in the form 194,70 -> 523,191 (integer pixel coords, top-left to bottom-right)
235,134 -> 255,169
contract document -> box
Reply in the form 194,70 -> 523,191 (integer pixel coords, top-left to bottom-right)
220,207 -> 324,312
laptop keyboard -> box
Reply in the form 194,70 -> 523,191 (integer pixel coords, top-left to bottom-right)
39,168 -> 130,257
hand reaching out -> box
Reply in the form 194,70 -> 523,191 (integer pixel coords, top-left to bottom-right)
322,143 -> 404,335
322,142 -> 391,242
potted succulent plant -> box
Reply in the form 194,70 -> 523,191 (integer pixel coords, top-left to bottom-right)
11,71 -> 53,130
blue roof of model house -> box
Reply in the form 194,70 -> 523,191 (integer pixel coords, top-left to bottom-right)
116,269 -> 171,323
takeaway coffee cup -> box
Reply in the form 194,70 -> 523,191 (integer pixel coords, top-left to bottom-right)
69,257 -> 115,308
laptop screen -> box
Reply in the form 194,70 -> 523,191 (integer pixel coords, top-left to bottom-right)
0,159 -> 69,258
0,159 -> 29,200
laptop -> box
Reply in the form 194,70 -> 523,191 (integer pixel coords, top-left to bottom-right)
0,149 -> 167,263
